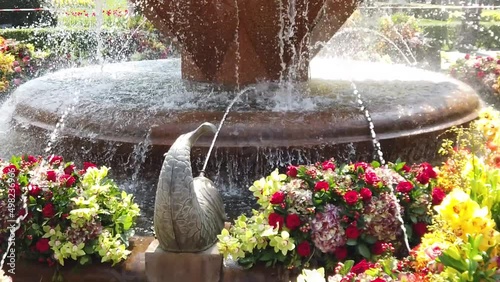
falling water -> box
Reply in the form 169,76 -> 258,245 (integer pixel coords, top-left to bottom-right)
130,129 -> 153,181
385,14 -> 418,65
95,0 -> 105,67
234,0 -> 241,89
349,81 -> 412,254
286,0 -> 298,79
277,0 -> 287,83
201,87 -> 256,173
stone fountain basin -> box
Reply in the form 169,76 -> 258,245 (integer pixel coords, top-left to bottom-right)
10,58 -> 479,149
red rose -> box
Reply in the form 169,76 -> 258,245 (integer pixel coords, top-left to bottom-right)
48,155 -> 63,165
296,241 -> 311,257
360,188 -> 372,201
83,162 -> 97,172
64,164 -> 75,175
351,259 -> 372,274
364,171 -> 380,186
322,160 -> 336,171
23,155 -> 38,165
396,181 -> 413,193
432,187 -> 446,205
60,174 -> 76,187
344,191 -> 359,205
286,213 -> 301,230
270,191 -> 285,205
286,165 -> 298,178
354,162 -> 369,171
335,246 -> 347,260
314,181 -> 329,192
413,222 -> 428,237
402,164 -> 411,173
371,278 -> 386,282
371,241 -> 385,255
12,182 -> 21,197
268,213 -> 284,229
46,170 -> 57,182
416,163 -> 437,184
345,226 -> 360,239
2,164 -> 19,176
42,203 -> 55,218
35,238 -> 50,253
28,184 -> 41,196
465,54 -> 470,60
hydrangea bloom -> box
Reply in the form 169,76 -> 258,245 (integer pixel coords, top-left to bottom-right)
311,204 -> 346,253
363,193 -> 402,241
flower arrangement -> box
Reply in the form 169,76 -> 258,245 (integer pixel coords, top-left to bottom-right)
217,158 -> 443,270
0,155 -> 140,268
449,54 -> 500,98
253,107 -> 500,281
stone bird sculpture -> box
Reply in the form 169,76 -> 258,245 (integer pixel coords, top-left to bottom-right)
154,122 -> 227,252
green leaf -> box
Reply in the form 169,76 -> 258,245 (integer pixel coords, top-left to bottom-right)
357,244 -> 371,259
346,239 -> 358,246
340,260 -> 354,275
84,245 -> 95,254
258,251 -> 275,262
363,235 -> 377,244
79,255 -> 92,265
371,161 -> 381,168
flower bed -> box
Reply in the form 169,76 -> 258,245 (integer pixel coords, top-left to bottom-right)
449,54 -> 500,106
218,107 -> 500,281
0,156 -> 140,280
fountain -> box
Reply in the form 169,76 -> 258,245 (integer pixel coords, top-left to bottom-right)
0,0 -> 485,280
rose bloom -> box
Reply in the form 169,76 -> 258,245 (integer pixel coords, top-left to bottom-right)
42,203 -> 56,218
60,174 -> 76,187
48,155 -> 63,165
396,181 -> 413,193
46,170 -> 57,182
350,259 -> 373,274
344,191 -> 359,205
270,191 -> 285,204
28,184 -> 41,196
2,164 -> 19,176
345,225 -> 360,239
431,187 -> 446,205
35,238 -> 50,253
268,213 -> 284,229
314,181 -> 329,192
364,171 -> 380,186
413,222 -> 428,237
286,165 -> 298,177
64,164 -> 75,175
83,162 -> 97,172
360,188 -> 372,201
296,241 -> 311,257
285,213 -> 301,230
354,162 -> 369,171
334,246 -> 348,260
371,241 -> 385,255
322,160 -> 336,171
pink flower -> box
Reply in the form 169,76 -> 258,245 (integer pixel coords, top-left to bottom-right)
270,191 -> 285,204
322,160 -> 336,171
60,174 -> 76,187
48,155 -> 63,165
286,165 -> 298,178
396,181 -> 413,193
46,170 -> 57,182
364,171 -> 380,186
360,188 -> 372,201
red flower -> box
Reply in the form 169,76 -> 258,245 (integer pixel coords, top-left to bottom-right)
465,54 -> 470,60
402,164 -> 411,173
46,170 -> 57,182
83,162 -> 97,172
335,246 -> 347,260
285,214 -> 301,230
354,162 -> 369,171
416,163 -> 437,184
314,181 -> 329,192
345,226 -> 360,239
42,203 -> 55,218
64,164 -> 75,175
28,184 -> 41,196
48,155 -> 63,165
60,174 -> 76,187
268,213 -> 284,229
270,191 -> 285,204
296,241 -> 311,257
360,188 -> 372,201
413,222 -> 428,237
2,164 -> 19,176
372,241 -> 385,255
396,181 -> 413,193
344,191 -> 359,205
477,71 -> 485,78
35,238 -> 50,253
322,160 -> 336,171
364,171 -> 380,186
432,187 -> 446,205
286,165 -> 298,178
12,182 -> 21,197
351,259 -> 373,274
371,278 -> 386,282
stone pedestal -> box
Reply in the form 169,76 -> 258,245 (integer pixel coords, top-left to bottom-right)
145,240 -> 223,282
